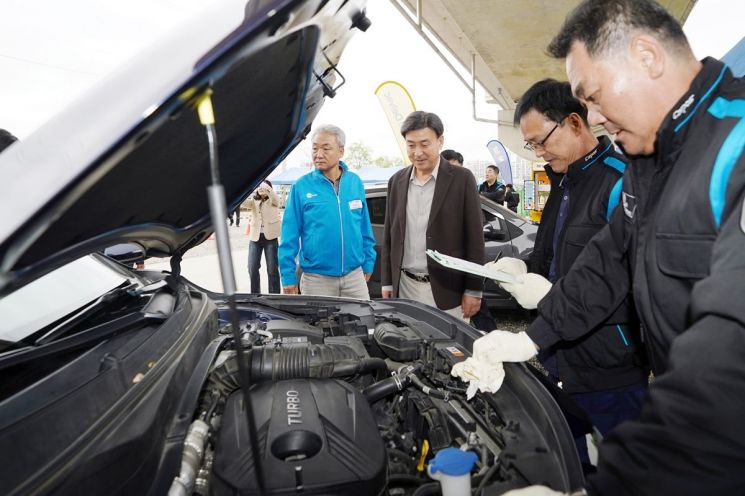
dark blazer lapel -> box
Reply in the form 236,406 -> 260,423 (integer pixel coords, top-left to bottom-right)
394,165 -> 412,240
428,158 -> 453,228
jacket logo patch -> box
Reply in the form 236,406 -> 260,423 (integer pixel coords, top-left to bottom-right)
622,192 -> 637,219
348,199 -> 363,210
306,192 -> 317,199
672,94 -> 695,120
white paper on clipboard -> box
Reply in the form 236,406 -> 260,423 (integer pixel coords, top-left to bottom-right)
426,250 -> 517,284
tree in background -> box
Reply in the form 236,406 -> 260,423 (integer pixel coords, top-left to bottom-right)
372,155 -> 400,168
344,141 -> 372,169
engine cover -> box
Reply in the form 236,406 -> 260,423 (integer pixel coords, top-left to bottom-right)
212,378 -> 386,495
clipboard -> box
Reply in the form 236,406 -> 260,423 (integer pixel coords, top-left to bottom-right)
426,249 -> 517,284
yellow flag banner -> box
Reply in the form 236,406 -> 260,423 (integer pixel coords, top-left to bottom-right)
374,81 -> 416,163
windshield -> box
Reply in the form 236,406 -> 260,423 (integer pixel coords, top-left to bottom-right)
0,255 -> 129,342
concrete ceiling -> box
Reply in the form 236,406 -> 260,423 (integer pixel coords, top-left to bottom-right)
392,0 -> 697,107
390,0 -> 697,159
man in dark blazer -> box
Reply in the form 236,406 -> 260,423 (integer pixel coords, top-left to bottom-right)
381,111 -> 485,319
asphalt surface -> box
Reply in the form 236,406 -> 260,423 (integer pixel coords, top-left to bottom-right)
146,214 -> 259,293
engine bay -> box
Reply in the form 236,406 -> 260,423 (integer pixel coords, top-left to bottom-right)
169,296 -> 582,495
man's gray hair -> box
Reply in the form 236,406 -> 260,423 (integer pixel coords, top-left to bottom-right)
312,124 -> 346,147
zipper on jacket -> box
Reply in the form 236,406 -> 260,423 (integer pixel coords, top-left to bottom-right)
337,192 -> 344,274
324,172 -> 345,275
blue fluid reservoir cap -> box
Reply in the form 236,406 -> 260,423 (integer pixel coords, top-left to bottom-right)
428,448 -> 479,476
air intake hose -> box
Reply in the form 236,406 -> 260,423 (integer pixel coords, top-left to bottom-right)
208,344 -> 385,396
246,343 -> 386,381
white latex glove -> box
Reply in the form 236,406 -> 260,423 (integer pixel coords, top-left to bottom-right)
501,485 -> 573,496
472,330 -> 537,363
451,358 -> 505,400
485,256 -> 528,276
500,272 -> 552,310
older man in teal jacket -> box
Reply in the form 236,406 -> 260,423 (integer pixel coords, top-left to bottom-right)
279,124 -> 376,298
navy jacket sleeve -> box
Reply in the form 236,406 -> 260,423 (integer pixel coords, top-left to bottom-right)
526,170 -> 633,349
587,166 -> 745,495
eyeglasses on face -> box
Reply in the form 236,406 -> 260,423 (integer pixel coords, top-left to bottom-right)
524,117 -> 566,152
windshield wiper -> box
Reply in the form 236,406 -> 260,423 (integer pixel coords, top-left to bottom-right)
34,282 -> 142,346
0,289 -> 174,372
0,311 -> 166,372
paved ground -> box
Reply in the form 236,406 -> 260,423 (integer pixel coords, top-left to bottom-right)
146,214 -> 266,294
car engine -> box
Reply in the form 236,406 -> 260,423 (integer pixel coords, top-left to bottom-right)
168,298 -> 580,496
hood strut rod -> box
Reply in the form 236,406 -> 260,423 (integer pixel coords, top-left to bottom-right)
196,91 -> 266,496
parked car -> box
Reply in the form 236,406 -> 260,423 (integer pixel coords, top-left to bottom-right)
364,185 -> 538,308
0,1 -> 582,495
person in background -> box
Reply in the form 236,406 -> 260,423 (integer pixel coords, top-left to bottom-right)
478,165 -> 505,203
381,111 -> 484,320
440,149 -> 464,166
228,206 -> 241,227
503,184 -> 520,212
457,0 -> 745,493
279,124 -> 376,298
245,180 -> 280,294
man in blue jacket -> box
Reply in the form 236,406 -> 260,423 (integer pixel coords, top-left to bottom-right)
279,124 -> 376,299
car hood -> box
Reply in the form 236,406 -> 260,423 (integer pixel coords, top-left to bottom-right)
0,0 -> 368,296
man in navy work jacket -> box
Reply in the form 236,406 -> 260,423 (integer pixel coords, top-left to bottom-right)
455,1 -> 745,494
508,78 -> 648,471
279,124 -> 376,299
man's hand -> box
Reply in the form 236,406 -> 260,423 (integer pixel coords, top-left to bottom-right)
484,257 -> 550,310
472,330 -> 537,363
451,357 -> 505,399
461,294 -> 481,318
451,331 -> 538,399
501,273 -> 552,310
283,285 -> 299,295
364,272 -> 372,282
381,289 -> 393,298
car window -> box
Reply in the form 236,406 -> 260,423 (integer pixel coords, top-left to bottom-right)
482,209 -> 496,223
367,196 -> 386,225
506,219 -> 524,238
0,255 -> 129,343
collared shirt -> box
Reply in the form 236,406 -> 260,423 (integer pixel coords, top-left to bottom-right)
401,162 -> 439,272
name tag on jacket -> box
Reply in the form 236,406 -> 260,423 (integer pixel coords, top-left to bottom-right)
348,199 -> 363,210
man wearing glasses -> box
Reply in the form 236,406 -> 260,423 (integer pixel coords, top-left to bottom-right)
466,79 -> 649,471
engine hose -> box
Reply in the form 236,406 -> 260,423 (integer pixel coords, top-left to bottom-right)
246,344 -> 386,381
410,373 -> 450,401
168,419 -> 210,496
208,343 -> 383,396
475,461 -> 501,493
362,372 -> 414,403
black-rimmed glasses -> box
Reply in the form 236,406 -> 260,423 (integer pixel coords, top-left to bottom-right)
524,117 -> 565,152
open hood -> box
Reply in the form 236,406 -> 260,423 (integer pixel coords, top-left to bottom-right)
0,0 -> 370,296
